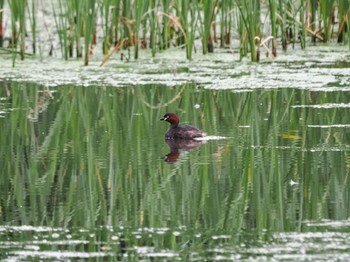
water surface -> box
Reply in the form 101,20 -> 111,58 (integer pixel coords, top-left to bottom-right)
0,46 -> 350,261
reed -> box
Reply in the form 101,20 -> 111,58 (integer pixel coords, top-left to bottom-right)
319,0 -> 335,43
101,0 -> 112,55
285,2 -> 294,47
200,0 -> 216,54
219,0 -> 233,47
0,0 -> 4,47
278,0 -> 287,50
236,6 -> 247,59
8,0 -> 26,64
148,0 -> 157,57
2,0 -> 350,65
235,0 -> 260,61
121,0 -> 132,46
268,0 -> 278,56
174,0 -> 196,60
299,0 -> 306,49
26,0 -> 36,54
83,0 -> 97,65
111,0 -> 121,46
309,0 -> 317,43
348,4 -> 350,49
337,0 -> 349,43
160,0 -> 171,50
53,0 -> 68,60
132,0 -> 145,59
17,0 -> 25,60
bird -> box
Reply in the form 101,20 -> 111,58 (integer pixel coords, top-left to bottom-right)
160,113 -> 206,139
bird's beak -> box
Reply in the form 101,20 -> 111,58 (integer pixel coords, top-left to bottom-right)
160,116 -> 168,121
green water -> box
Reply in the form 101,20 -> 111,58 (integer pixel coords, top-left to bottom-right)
1,82 -> 350,260
0,46 -> 350,260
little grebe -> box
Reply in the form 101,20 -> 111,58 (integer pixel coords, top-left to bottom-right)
160,113 -> 206,139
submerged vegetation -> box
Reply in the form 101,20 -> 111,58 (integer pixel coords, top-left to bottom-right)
0,0 -> 349,65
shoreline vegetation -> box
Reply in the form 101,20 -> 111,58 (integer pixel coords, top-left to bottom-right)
0,0 -> 349,66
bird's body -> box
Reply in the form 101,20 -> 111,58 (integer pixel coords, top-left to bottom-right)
160,113 -> 206,139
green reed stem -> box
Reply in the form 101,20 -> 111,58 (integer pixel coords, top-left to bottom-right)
8,0 -> 19,65
161,0 -> 171,50
111,0 -> 121,46
268,0 -> 278,56
299,0 -> 306,49
0,0 -> 3,47
72,0 -> 83,58
102,0 -> 111,55
26,0 -> 36,53
201,0 -> 216,54
133,0 -> 146,59
122,0 -> 132,44
16,0 -> 25,60
348,6 -> 350,48
278,0 -> 287,50
2,0 -> 350,64
149,0 -> 157,57
337,0 -> 349,44
84,0 -> 97,65
219,0 -> 232,47
319,0 -> 335,43
235,0 -> 260,62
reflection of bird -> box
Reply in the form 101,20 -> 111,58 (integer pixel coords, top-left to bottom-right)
163,139 -> 206,164
160,113 -> 206,139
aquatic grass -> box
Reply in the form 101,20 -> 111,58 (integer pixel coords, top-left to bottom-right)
26,0 -> 36,53
148,0 -> 157,57
3,0 -> 350,65
337,0 -> 349,44
268,0 -> 278,55
121,0 -> 132,46
299,0 -> 306,49
7,0 -> 26,65
348,5 -> 350,49
101,0 -> 112,54
319,0 -> 335,43
83,0 -> 97,65
71,0 -> 83,58
219,0 -> 233,47
278,0 -> 287,50
309,0 -> 317,43
52,0 -> 69,60
174,0 -> 197,60
235,0 -> 261,61
133,0 -> 147,59
236,6 -> 247,59
198,0 -> 217,54
160,0 -> 171,50
284,1 -> 295,47
110,0 -> 121,47
16,0 -> 25,60
0,0 -> 3,47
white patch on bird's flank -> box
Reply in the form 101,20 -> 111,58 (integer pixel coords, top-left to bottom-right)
195,135 -> 228,141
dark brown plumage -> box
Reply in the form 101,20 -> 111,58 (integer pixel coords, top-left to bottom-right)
160,113 -> 206,139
